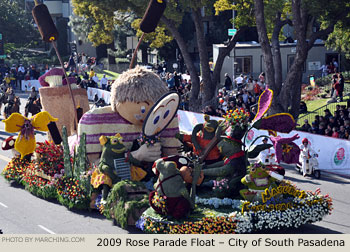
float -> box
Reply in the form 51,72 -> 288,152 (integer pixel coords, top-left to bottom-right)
1,0 -> 332,234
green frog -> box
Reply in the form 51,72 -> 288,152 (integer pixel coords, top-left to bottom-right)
239,163 -> 277,202
91,133 -> 141,204
149,158 -> 194,219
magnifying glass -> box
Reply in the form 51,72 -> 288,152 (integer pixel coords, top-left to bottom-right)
139,92 -> 180,145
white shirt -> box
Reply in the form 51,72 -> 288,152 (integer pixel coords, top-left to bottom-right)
92,75 -> 99,84
320,65 -> 328,72
100,77 -> 108,85
299,144 -> 316,160
18,66 -> 25,73
235,76 -> 243,84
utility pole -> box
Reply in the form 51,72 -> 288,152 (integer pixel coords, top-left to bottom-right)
232,2 -> 236,81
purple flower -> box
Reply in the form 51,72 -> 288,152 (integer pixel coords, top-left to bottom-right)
253,87 -> 273,122
270,134 -> 301,164
254,113 -> 296,134
135,217 -> 146,231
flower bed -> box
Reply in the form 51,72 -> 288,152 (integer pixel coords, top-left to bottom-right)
137,184 -> 332,234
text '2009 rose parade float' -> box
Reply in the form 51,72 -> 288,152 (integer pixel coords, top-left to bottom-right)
1,0 -> 332,234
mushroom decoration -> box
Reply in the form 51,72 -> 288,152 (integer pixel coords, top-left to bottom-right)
38,68 -> 90,136
2,136 -> 21,157
38,68 -> 78,88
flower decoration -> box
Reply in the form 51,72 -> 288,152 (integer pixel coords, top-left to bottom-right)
254,113 -> 296,134
2,112 -> 58,158
270,134 -> 300,164
137,134 -> 161,146
250,87 -> 296,134
1,157 -> 31,183
151,192 -> 167,214
140,183 -> 332,234
223,108 -> 250,129
253,87 -> 273,122
56,176 -> 88,209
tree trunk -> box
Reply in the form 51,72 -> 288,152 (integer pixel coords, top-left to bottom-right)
254,0 -> 278,113
107,41 -> 116,65
161,16 -> 201,111
212,27 -> 248,89
192,8 -> 215,105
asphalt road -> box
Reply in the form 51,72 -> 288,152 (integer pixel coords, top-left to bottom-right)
0,93 -> 349,234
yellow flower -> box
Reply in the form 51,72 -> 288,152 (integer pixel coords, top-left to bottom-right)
2,112 -> 57,158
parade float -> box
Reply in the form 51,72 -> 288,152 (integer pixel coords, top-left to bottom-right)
1,85 -> 333,234
1,0 -> 332,234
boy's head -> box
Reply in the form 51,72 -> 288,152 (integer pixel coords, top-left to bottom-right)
111,66 -> 168,125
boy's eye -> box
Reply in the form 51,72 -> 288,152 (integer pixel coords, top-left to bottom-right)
141,106 -> 146,114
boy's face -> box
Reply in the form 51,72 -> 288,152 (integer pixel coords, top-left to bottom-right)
116,100 -> 153,125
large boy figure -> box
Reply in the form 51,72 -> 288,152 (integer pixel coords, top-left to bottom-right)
78,66 -> 181,164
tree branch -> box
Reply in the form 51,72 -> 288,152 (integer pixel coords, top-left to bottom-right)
212,27 -> 249,86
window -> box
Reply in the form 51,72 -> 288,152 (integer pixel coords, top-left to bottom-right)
287,54 -> 305,72
235,56 -> 252,75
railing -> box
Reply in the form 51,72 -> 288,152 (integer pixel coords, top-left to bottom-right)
297,87 -> 350,124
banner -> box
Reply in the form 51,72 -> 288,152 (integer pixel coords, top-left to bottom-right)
21,80 -> 41,91
245,128 -> 350,177
87,87 -> 111,104
177,110 -> 222,134
178,110 -> 350,177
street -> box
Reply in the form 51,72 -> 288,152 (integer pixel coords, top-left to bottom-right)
0,94 -> 349,234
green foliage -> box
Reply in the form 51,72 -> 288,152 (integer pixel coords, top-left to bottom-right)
104,180 -> 149,228
0,0 -> 39,44
62,126 -> 73,177
132,19 -> 173,48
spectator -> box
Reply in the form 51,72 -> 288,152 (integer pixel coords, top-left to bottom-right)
332,58 -> 339,72
91,74 -> 99,88
338,73 -> 344,102
319,64 -> 328,77
100,74 -> 108,90
235,74 -> 244,89
68,53 -> 76,71
339,125 -> 346,139
224,73 -> 232,90
299,101 -> 307,114
89,68 -> 95,79
301,119 -> 311,132
324,109 -> 332,121
318,123 -> 326,135
166,73 -> 175,90
332,127 -> 339,138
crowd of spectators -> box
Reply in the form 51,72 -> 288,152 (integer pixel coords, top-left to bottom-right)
0,63 -> 50,89
300,105 -> 350,140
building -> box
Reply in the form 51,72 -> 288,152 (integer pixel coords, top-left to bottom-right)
213,40 -> 339,84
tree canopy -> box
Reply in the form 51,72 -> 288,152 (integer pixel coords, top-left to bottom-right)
0,0 -> 39,44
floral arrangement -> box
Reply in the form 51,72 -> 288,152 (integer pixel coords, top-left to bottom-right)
1,157 -> 31,184
151,192 -> 167,214
55,176 -> 89,209
22,162 -> 58,199
138,185 -> 333,234
34,141 -> 64,177
223,108 -> 250,129
212,179 -> 230,198
137,134 -> 161,146
195,196 -> 242,209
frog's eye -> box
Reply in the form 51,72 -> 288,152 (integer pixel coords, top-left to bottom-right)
261,166 -> 266,171
250,167 -> 256,173
141,106 -> 146,114
111,138 -> 119,144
